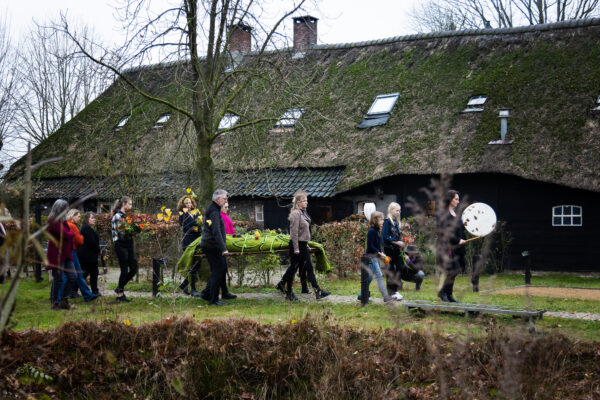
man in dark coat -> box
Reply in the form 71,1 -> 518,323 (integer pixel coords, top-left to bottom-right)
200,189 -> 230,306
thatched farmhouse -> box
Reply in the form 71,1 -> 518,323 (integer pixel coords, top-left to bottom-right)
6,17 -> 600,271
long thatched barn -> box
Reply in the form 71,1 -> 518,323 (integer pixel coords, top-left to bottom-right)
6,16 -> 600,271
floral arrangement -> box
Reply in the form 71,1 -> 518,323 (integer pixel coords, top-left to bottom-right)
117,212 -> 152,236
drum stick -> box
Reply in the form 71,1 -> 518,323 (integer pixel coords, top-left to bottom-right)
464,236 -> 482,243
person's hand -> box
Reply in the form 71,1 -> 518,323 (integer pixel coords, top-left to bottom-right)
294,250 -> 300,255
459,239 -> 466,245
378,252 -> 386,259
394,240 -> 405,247
222,250 -> 230,256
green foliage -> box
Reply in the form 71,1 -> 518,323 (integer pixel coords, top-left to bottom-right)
17,363 -> 53,385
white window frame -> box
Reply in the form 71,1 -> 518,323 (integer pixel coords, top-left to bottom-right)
366,93 -> 399,115
254,203 -> 264,222
218,113 -> 240,130
153,113 -> 171,128
276,108 -> 304,127
552,205 -> 582,227
593,94 -> 600,111
462,95 -> 487,113
115,115 -> 130,130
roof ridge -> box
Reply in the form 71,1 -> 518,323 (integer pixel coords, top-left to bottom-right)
312,17 -> 600,50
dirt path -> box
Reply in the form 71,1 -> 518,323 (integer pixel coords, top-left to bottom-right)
492,286 -> 600,301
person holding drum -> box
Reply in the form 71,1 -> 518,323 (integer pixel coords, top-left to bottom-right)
436,189 -> 466,302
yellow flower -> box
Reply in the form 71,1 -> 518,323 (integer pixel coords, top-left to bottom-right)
198,216 -> 203,223
124,319 -> 131,326
161,206 -> 166,211
190,209 -> 199,215
254,230 -> 261,237
269,230 -> 276,234
165,208 -> 172,216
207,219 -> 212,226
291,319 -> 297,324
186,188 -> 192,194
164,215 -> 171,223
157,213 -> 164,221
193,226 -> 198,231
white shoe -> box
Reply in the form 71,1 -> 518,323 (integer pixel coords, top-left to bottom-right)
393,292 -> 403,301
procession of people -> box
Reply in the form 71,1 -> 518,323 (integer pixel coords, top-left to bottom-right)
41,187 -> 472,309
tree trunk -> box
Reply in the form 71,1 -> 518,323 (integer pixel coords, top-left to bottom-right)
196,127 -> 215,209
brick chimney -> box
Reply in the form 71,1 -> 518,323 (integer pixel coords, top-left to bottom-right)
293,15 -> 318,52
228,22 -> 252,53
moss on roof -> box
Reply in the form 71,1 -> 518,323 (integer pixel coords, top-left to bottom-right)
8,21 -> 600,194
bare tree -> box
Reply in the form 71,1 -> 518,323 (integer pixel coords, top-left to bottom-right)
0,17 -> 16,172
410,0 -> 599,31
59,0 -> 313,206
12,22 -> 112,145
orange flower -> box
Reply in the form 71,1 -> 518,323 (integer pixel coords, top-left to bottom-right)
384,256 -> 391,264
139,224 -> 145,229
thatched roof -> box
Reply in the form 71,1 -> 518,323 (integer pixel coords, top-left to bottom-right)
7,18 -> 600,195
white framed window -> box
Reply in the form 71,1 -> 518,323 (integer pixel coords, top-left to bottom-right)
254,203 -> 264,222
462,95 -> 487,113
276,108 -> 304,127
552,205 -> 582,226
592,94 -> 600,111
218,113 -> 240,130
153,113 -> 171,128
367,93 -> 399,115
114,115 -> 130,131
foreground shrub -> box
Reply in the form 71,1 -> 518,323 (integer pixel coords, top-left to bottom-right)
1,317 -> 599,399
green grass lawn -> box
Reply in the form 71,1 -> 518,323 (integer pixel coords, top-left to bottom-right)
5,272 -> 600,341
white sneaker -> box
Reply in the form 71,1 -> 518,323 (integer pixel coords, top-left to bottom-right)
393,292 -> 403,301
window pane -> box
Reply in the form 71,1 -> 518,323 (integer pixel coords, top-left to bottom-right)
467,95 -> 487,106
368,94 -> 399,115
572,206 -> 582,216
563,206 -> 571,215
572,217 -> 582,225
553,207 -> 562,216
563,217 -> 572,225
553,217 -> 561,225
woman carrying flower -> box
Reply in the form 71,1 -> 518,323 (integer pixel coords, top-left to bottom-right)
65,209 -> 97,302
177,195 -> 203,297
111,196 -> 137,303
382,202 -> 405,300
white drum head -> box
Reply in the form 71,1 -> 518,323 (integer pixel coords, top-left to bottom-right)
462,202 -> 497,236
363,202 -> 376,221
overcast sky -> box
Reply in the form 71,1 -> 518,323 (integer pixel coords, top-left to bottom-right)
0,1 -> 420,168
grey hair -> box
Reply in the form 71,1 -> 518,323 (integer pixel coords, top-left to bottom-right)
48,199 -> 69,222
212,189 -> 228,202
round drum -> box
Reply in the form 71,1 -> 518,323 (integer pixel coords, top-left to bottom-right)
461,202 -> 497,237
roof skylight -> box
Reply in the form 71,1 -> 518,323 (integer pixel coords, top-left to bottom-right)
462,95 -> 488,113
276,108 -> 304,127
218,113 -> 240,130
593,95 -> 600,111
114,115 -> 130,131
357,92 -> 399,129
153,113 -> 171,128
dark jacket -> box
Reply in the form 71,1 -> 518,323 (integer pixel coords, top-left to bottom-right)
382,218 -> 402,248
402,253 -> 424,281
78,223 -> 100,267
200,201 -> 227,253
180,211 -> 200,249
436,211 -> 465,269
365,227 -> 383,255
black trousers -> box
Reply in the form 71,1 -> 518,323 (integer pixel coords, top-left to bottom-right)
204,248 -> 227,303
359,256 -> 371,305
384,246 -> 402,293
114,241 -> 138,292
282,242 -> 318,292
81,260 -> 99,294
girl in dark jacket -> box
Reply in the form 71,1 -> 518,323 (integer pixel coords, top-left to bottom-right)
436,189 -> 466,302
111,196 -> 137,303
382,202 -> 405,299
79,212 -> 101,295
177,195 -> 203,297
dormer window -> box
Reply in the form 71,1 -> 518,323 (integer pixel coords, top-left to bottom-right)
357,92 -> 399,129
462,95 -> 487,113
114,115 -> 130,131
276,108 -> 304,128
592,95 -> 600,111
218,113 -> 240,130
153,113 -> 171,129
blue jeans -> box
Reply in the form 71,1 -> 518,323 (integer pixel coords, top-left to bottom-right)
59,254 -> 95,301
358,256 -> 389,301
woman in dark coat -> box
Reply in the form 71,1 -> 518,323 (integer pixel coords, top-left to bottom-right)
177,195 -> 203,297
436,189 -> 466,302
79,212 -> 101,296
